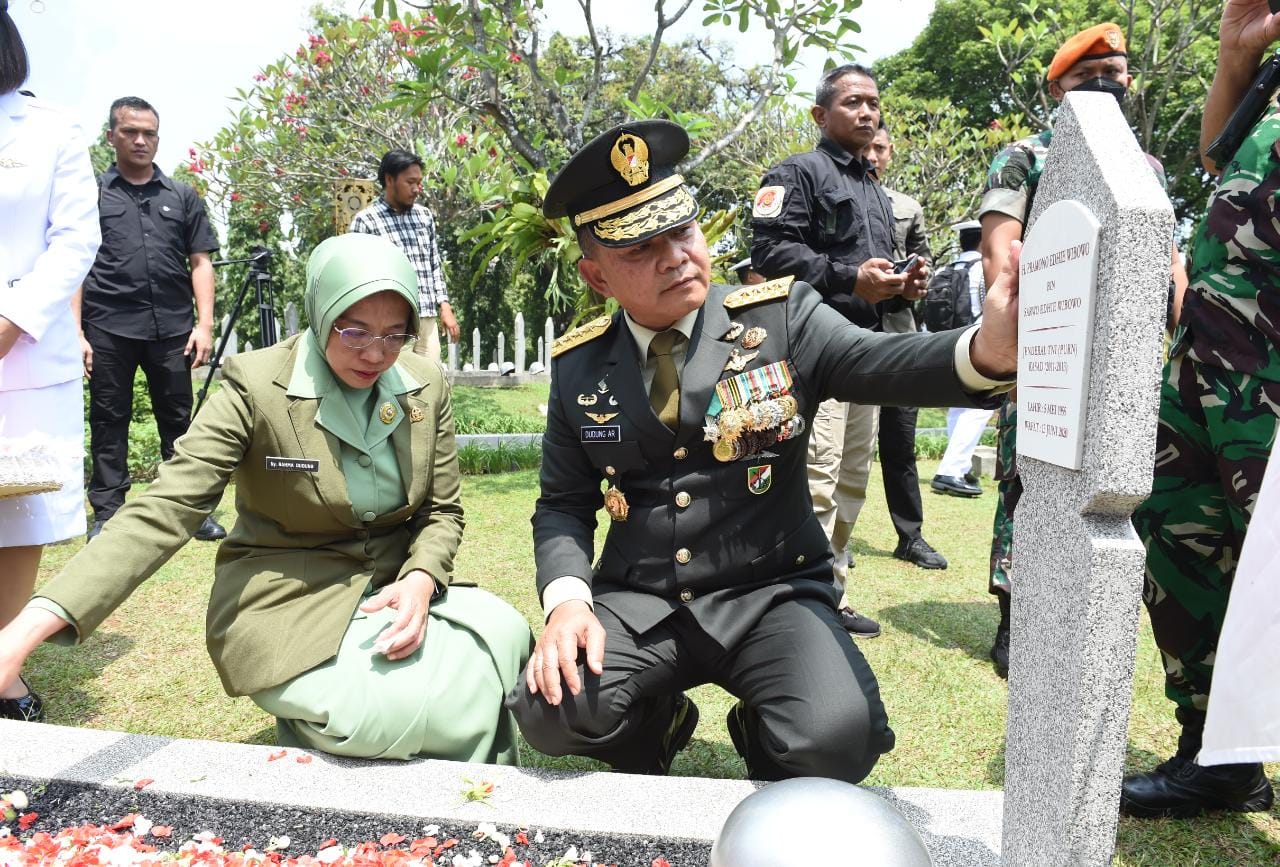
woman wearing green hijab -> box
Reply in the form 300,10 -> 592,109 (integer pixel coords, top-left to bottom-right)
0,234 -> 532,764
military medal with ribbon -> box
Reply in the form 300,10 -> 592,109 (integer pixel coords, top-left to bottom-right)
703,360 -> 802,462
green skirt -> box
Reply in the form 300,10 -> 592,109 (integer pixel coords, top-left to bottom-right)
252,586 -> 532,764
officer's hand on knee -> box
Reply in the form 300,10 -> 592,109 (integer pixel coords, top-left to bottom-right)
527,600 -> 606,706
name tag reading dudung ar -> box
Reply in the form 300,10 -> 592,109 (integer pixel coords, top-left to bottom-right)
580,425 -> 621,443
266,456 -> 321,472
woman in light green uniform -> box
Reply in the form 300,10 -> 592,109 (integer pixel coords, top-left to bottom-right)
0,233 -> 532,764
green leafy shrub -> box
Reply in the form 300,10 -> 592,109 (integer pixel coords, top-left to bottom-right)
457,442 -> 542,475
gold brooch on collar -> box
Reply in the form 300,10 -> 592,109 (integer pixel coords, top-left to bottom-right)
379,401 -> 397,424
410,406 -> 426,423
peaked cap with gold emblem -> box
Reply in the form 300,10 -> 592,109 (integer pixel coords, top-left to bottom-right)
543,119 -> 699,248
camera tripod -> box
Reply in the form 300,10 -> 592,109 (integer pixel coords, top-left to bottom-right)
194,246 -> 278,416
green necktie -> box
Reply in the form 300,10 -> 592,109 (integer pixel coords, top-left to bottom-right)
648,329 -> 683,429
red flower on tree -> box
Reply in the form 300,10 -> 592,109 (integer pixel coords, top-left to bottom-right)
455,134 -> 468,146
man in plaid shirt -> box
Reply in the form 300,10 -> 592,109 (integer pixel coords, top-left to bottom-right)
348,149 -> 460,360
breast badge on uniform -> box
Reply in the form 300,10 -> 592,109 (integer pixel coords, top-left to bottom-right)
409,406 -> 426,423
577,393 -> 599,406
703,361 -> 805,462
585,411 -> 619,424
603,485 -> 630,521
721,322 -> 744,342
741,327 -> 767,349
724,349 -> 759,373
378,401 -> 397,424
753,185 -> 785,219
747,464 -> 773,495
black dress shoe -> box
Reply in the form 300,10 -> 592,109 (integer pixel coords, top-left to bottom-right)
1120,756 -> 1274,818
647,694 -> 699,775
964,471 -> 981,485
837,606 -> 881,638
894,537 -> 948,569
86,519 -> 105,542
990,621 -> 1009,678
0,677 -> 46,723
194,515 -> 227,541
931,474 -> 982,497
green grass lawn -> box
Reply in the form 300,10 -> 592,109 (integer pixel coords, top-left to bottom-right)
28,459 -> 1279,864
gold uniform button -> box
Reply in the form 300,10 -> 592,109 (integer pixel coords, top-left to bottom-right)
675,547 -> 691,564
679,588 -> 694,603
605,465 -> 616,476
673,447 -> 688,460
795,555 -> 806,565
675,491 -> 691,508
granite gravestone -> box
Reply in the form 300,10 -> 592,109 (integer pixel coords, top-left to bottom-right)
1002,91 -> 1173,865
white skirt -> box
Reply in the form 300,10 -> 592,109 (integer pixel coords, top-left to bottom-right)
0,378 -> 86,546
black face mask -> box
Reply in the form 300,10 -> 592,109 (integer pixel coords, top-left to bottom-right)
1069,76 -> 1127,108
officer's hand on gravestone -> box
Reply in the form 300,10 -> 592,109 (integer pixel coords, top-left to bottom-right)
971,240 -> 1022,379
853,259 -> 907,304
527,600 -> 606,706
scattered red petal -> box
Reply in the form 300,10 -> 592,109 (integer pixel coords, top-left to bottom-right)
652,859 -> 672,867
319,838 -> 338,849
134,778 -> 155,790
267,749 -> 288,762
514,831 -> 528,846
108,814 -> 138,831
378,832 -> 405,847
17,812 -> 38,830
151,826 -> 173,838
296,754 -> 313,764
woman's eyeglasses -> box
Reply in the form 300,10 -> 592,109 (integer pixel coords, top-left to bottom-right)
332,326 -> 417,352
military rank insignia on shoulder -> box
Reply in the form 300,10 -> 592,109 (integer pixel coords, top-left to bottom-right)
724,276 -> 794,310
552,315 -> 613,358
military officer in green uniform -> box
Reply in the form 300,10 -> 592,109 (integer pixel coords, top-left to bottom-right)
507,119 -> 1021,781
1121,0 -> 1279,818
0,233 -> 532,764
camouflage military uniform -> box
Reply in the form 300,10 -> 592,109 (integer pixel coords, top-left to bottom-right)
978,130 -> 1052,595
1131,107 -> 1280,714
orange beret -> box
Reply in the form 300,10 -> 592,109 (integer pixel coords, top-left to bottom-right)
1048,23 -> 1126,81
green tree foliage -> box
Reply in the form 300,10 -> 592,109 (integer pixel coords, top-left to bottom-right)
875,0 -> 1218,221
880,95 -> 1031,261
378,0 -> 866,318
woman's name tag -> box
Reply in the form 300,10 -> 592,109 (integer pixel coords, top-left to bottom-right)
265,456 -> 320,472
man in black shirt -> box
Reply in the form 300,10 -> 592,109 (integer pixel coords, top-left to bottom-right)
80,96 -> 223,541
752,65 -> 944,640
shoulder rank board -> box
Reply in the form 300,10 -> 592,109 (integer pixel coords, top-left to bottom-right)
724,276 -> 794,310
552,314 -> 613,358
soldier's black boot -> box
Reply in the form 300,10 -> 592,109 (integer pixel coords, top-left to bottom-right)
989,591 -> 1010,678
1121,708 -> 1275,818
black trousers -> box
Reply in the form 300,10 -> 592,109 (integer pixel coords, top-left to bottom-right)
85,324 -> 193,521
878,404 -> 923,544
509,597 -> 895,783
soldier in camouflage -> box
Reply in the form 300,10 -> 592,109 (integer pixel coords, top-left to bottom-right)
976,22 -> 1187,678
1120,0 -> 1279,819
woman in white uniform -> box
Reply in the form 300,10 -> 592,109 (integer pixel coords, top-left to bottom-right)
0,1 -> 102,721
